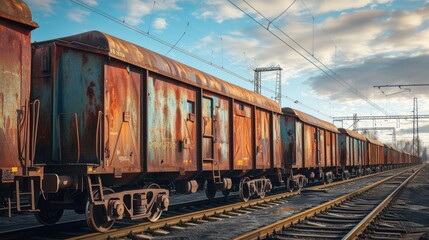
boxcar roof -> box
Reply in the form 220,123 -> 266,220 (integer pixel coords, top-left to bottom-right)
338,128 -> 367,141
366,137 -> 384,146
282,107 -> 338,133
0,0 -> 38,29
384,144 -> 393,149
56,31 -> 281,113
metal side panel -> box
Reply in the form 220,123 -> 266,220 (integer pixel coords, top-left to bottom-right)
255,109 -> 271,169
146,73 -> 197,173
104,61 -> 141,172
233,102 -> 253,170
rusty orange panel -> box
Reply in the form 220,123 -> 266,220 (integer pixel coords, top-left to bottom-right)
202,93 -> 230,171
325,131 -> 332,167
0,0 -> 37,182
272,113 -> 282,168
367,137 -> 384,165
255,109 -> 271,169
104,62 -> 140,171
331,134 -> 337,166
147,73 -> 197,173
319,129 -> 325,167
304,124 -> 316,168
59,31 -> 281,114
233,102 -> 253,170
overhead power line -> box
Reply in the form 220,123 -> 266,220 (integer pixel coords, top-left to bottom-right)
333,115 -> 429,120
229,0 -> 388,115
71,0 -> 331,118
374,84 -> 429,88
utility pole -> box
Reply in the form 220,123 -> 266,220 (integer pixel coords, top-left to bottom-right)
352,113 -> 358,131
414,97 -> 420,157
254,66 -> 283,105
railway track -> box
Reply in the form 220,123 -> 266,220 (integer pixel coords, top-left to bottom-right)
235,165 -> 423,240
0,166 -> 414,239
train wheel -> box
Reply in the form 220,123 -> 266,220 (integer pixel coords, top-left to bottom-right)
144,183 -> 163,222
205,180 -> 217,199
35,194 -> 64,225
239,177 -> 250,202
86,188 -> 115,232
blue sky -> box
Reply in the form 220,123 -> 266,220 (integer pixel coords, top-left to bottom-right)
24,0 -> 429,153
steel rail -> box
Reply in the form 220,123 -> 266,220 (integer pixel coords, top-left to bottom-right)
68,167 -> 411,239
305,167 -> 391,191
342,166 -> 423,239
0,167 -> 408,239
234,167 -> 419,240
67,190 -> 300,240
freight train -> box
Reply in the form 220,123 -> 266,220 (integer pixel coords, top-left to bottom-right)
0,0 -> 419,232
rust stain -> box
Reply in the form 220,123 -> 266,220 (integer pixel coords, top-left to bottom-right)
0,0 -> 38,29
59,31 -> 280,113
86,81 -> 96,105
283,107 -> 338,133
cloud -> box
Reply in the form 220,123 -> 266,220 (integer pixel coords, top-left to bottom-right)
305,54 -> 429,101
192,0 -> 395,24
399,123 -> 429,135
153,17 -> 167,30
67,9 -> 90,23
193,0 -> 244,23
25,0 -> 56,14
121,0 -> 180,26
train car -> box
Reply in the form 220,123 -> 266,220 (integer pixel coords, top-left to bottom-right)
384,144 -> 400,169
338,128 -> 367,178
0,0 -> 41,215
366,137 -> 384,172
29,31 -> 281,231
281,107 -> 339,188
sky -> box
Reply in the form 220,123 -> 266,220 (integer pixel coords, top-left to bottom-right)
24,0 -> 429,155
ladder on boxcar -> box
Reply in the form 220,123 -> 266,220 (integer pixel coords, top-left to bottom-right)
87,175 -> 105,204
12,100 -> 41,216
203,157 -> 222,184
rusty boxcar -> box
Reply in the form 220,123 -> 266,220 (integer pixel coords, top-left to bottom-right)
0,0 -> 421,233
281,107 -> 339,189
29,31 -> 281,231
0,0 -> 41,215
366,137 -> 384,172
338,128 -> 367,178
